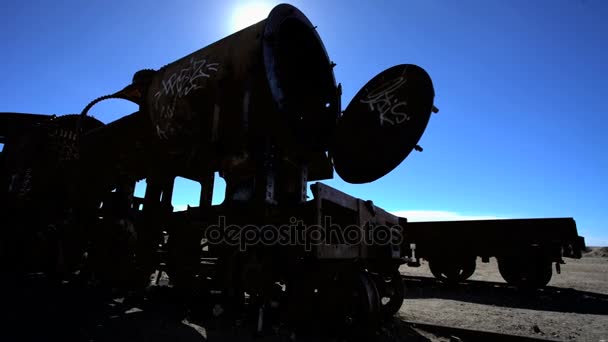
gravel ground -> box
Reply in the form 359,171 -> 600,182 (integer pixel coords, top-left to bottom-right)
398,249 -> 608,341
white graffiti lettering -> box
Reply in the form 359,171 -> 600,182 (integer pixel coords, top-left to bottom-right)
360,76 -> 410,126
153,58 -> 220,125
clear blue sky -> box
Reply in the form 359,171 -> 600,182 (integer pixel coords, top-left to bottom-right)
1,0 -> 606,245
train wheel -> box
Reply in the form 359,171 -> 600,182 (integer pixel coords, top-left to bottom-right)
429,257 -> 476,283
374,270 -> 405,318
347,271 -> 381,326
318,270 -> 381,332
498,257 -> 552,289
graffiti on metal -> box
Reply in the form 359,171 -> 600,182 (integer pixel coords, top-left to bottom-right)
153,57 -> 220,122
360,76 -> 410,126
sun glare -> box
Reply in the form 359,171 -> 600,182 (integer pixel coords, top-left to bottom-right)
230,2 -> 274,33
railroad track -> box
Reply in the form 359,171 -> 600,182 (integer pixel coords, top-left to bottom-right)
399,274 -> 531,299
402,274 -> 526,289
400,274 -> 608,312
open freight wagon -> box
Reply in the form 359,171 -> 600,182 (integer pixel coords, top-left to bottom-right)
405,218 -> 586,288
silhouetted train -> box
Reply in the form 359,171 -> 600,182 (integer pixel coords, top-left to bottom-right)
0,3 -> 584,334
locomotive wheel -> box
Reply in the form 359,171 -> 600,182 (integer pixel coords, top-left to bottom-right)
498,257 -> 552,289
374,270 -> 405,318
429,257 -> 476,283
318,271 -> 381,331
347,272 -> 381,326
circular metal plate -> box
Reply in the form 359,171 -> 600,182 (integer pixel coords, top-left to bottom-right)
331,64 -> 435,184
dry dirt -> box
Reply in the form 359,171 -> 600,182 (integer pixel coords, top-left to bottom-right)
398,248 -> 608,341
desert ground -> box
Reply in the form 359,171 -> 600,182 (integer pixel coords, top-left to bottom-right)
398,247 -> 608,341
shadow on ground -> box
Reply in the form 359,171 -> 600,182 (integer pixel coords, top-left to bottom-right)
2,274 -> 577,341
0,275 -> 434,342
402,275 -> 608,315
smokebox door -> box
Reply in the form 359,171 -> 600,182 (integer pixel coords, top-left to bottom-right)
330,64 -> 435,184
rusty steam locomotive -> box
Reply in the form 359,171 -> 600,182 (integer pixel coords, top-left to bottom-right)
0,4 -> 436,331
